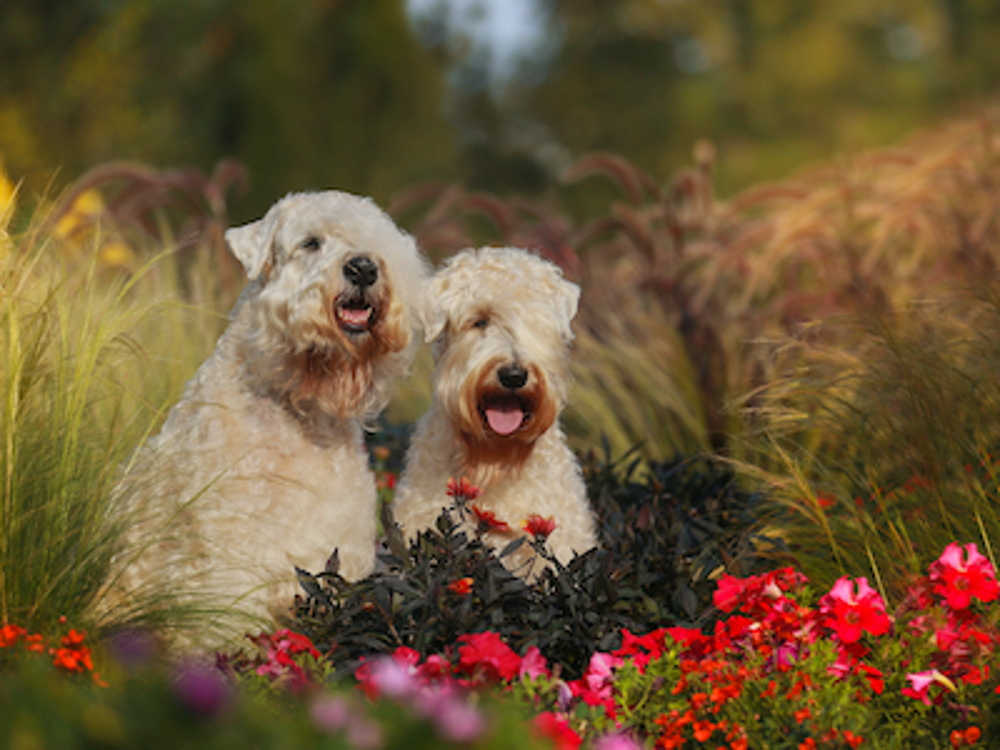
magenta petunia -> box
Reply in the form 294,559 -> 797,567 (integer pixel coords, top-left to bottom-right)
929,542 -> 999,610
819,576 -> 891,643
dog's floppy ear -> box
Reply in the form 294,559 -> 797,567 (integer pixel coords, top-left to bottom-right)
225,203 -> 281,280
421,273 -> 451,343
551,276 -> 581,343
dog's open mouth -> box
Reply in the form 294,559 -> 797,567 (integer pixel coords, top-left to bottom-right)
480,394 -> 532,436
336,300 -> 375,334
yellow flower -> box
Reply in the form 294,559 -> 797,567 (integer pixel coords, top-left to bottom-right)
98,241 -> 136,270
54,189 -> 105,240
0,168 -> 16,231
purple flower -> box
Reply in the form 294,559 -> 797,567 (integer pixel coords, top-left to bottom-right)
106,628 -> 159,670
310,695 -> 350,733
172,660 -> 232,717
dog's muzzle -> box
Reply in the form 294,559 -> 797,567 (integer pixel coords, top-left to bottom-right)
481,364 -> 532,436
336,256 -> 380,334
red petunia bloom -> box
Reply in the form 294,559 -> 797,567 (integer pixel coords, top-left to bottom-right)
522,514 -> 557,539
456,632 -> 522,684
447,577 -> 474,595
713,575 -> 745,613
470,505 -> 512,533
533,712 -> 582,750
929,542 -> 999,610
447,477 -> 481,502
819,577 -> 891,643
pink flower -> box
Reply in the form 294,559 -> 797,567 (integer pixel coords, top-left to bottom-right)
929,542 -> 999,610
519,646 -> 550,680
456,632 -> 521,683
819,577 -> 891,643
250,629 -> 322,689
593,734 -> 643,750
569,651 -> 621,716
902,669 -> 956,706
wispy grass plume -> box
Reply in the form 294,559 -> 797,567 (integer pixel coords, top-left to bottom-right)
0,201 -> 225,633
736,293 -> 1000,603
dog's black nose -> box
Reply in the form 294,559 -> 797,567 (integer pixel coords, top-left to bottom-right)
498,364 -> 528,390
343,256 -> 379,288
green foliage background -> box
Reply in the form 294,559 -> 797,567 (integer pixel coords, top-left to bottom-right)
3,0 -> 1000,217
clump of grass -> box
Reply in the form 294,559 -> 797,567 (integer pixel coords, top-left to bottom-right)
0,190 -> 227,634
394,110 -> 1000,461
736,292 -> 1000,602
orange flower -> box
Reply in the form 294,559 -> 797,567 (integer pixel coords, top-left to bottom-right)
522,514 -> 556,539
25,634 -> 45,653
692,720 -> 715,742
470,505 -> 511,532
951,726 -> 982,747
793,707 -> 812,724
0,624 -> 25,647
52,645 -> 93,673
447,577 -> 474,595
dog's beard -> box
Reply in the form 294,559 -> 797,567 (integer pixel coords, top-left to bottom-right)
448,363 -> 558,479
247,285 -> 411,420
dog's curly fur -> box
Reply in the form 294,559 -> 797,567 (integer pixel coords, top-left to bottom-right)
391,247 -> 597,577
104,191 -> 427,640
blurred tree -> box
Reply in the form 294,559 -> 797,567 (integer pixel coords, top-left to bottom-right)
0,0 -> 458,218
421,0 -> 1000,198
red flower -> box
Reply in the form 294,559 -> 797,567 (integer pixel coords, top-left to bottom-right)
470,505 -> 511,533
929,542 -> 999,610
251,629 -> 322,690
447,577 -> 474,595
456,632 -> 522,683
819,577 -> 891,643
713,575 -> 745,613
533,712 -> 582,750
523,514 -> 557,539
0,624 -> 26,648
447,477 -> 480,502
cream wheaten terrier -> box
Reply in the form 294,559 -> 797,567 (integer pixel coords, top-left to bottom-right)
107,190 -> 426,637
391,247 -> 597,575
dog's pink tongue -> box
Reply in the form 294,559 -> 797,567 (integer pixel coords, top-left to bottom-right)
340,307 -> 371,327
486,406 -> 524,435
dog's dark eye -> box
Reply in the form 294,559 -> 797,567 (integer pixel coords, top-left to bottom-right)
301,236 -> 321,252
471,316 -> 489,330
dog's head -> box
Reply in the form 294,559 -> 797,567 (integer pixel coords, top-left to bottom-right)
225,191 -> 428,418
423,247 -> 579,464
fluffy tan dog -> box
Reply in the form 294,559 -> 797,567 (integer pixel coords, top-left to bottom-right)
106,191 -> 427,638
391,247 -> 597,576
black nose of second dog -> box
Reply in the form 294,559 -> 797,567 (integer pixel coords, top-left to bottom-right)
498,364 -> 528,390
343,256 -> 379,288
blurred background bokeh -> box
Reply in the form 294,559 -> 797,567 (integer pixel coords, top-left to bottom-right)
4,0 -> 1000,219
